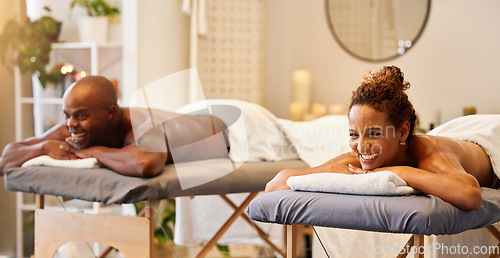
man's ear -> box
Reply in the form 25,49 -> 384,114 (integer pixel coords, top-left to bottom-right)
107,104 -> 118,121
400,120 -> 411,142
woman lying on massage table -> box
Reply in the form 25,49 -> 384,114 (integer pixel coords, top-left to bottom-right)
265,65 -> 499,211
0,75 -> 228,177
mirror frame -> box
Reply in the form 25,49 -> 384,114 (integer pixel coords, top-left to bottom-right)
324,0 -> 431,62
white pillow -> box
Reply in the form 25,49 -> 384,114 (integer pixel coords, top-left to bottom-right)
277,115 -> 351,167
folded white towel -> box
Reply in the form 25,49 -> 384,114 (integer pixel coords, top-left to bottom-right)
286,171 -> 417,196
21,155 -> 100,169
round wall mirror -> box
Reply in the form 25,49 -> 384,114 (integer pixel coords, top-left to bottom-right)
325,0 -> 431,62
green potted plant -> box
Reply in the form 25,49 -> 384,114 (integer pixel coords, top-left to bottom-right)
134,199 -> 231,257
0,14 -> 60,87
70,0 -> 120,43
42,6 -> 63,42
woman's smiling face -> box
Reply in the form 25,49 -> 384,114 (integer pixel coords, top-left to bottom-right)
348,104 -> 404,171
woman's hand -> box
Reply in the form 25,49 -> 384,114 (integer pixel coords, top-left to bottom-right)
266,163 -> 358,193
265,169 -> 294,193
347,164 -> 369,174
325,163 -> 356,174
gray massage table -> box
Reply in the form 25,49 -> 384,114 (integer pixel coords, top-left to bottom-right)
247,188 -> 500,257
4,158 -> 308,257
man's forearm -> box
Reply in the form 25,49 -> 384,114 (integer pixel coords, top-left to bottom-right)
0,142 -> 46,174
90,147 -> 143,176
74,145 -> 167,177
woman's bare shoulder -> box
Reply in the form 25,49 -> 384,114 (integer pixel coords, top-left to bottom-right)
412,134 -> 468,153
410,135 -> 441,155
410,135 -> 469,164
412,135 -> 493,182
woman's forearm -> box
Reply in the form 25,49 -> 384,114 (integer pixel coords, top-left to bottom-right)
381,166 -> 482,210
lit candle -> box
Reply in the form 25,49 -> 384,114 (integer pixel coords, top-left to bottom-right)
292,70 -> 311,110
463,106 -> 477,116
302,113 -> 317,121
329,104 -> 345,115
311,102 -> 327,117
289,102 -> 306,121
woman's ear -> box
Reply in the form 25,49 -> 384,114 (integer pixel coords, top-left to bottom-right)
400,120 -> 411,142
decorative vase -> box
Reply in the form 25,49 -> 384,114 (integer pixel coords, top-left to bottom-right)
78,16 -> 109,43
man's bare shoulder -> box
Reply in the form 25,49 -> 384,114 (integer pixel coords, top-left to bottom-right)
37,123 -> 70,141
123,107 -> 183,124
121,107 -> 182,145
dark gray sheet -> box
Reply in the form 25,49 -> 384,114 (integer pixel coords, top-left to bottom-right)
247,188 -> 500,235
4,159 -> 307,205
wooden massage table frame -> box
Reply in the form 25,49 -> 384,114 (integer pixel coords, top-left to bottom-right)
33,193 -> 288,258
247,188 -> 500,258
6,159 -> 308,257
285,224 -> 500,258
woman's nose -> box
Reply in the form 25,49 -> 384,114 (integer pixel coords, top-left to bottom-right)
357,137 -> 370,153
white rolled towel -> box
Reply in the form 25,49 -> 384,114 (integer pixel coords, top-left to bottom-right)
286,171 -> 417,196
22,155 -> 101,169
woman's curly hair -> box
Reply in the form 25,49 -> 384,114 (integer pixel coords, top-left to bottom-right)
348,66 -> 417,137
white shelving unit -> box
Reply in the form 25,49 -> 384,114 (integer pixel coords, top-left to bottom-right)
13,42 -> 123,258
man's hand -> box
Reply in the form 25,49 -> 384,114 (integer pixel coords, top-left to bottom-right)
59,142 -> 97,159
42,140 -> 79,160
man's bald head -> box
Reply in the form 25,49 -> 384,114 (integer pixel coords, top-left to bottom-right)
64,76 -> 117,109
62,76 -> 121,149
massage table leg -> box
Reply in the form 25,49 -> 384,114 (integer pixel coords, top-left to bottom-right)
219,194 -> 286,257
287,224 -> 298,258
487,225 -> 500,242
396,234 -> 424,258
414,235 -> 424,258
145,201 -> 154,258
487,225 -> 500,258
36,194 -> 44,209
33,194 -> 154,258
286,224 -> 427,258
195,192 -> 259,258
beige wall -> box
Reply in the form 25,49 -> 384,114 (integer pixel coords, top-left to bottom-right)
122,0 -> 190,106
0,0 -> 17,149
267,0 -> 500,129
0,0 -> 21,256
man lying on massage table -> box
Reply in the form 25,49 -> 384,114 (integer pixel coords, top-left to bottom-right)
265,65 -> 500,211
0,75 -> 229,177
